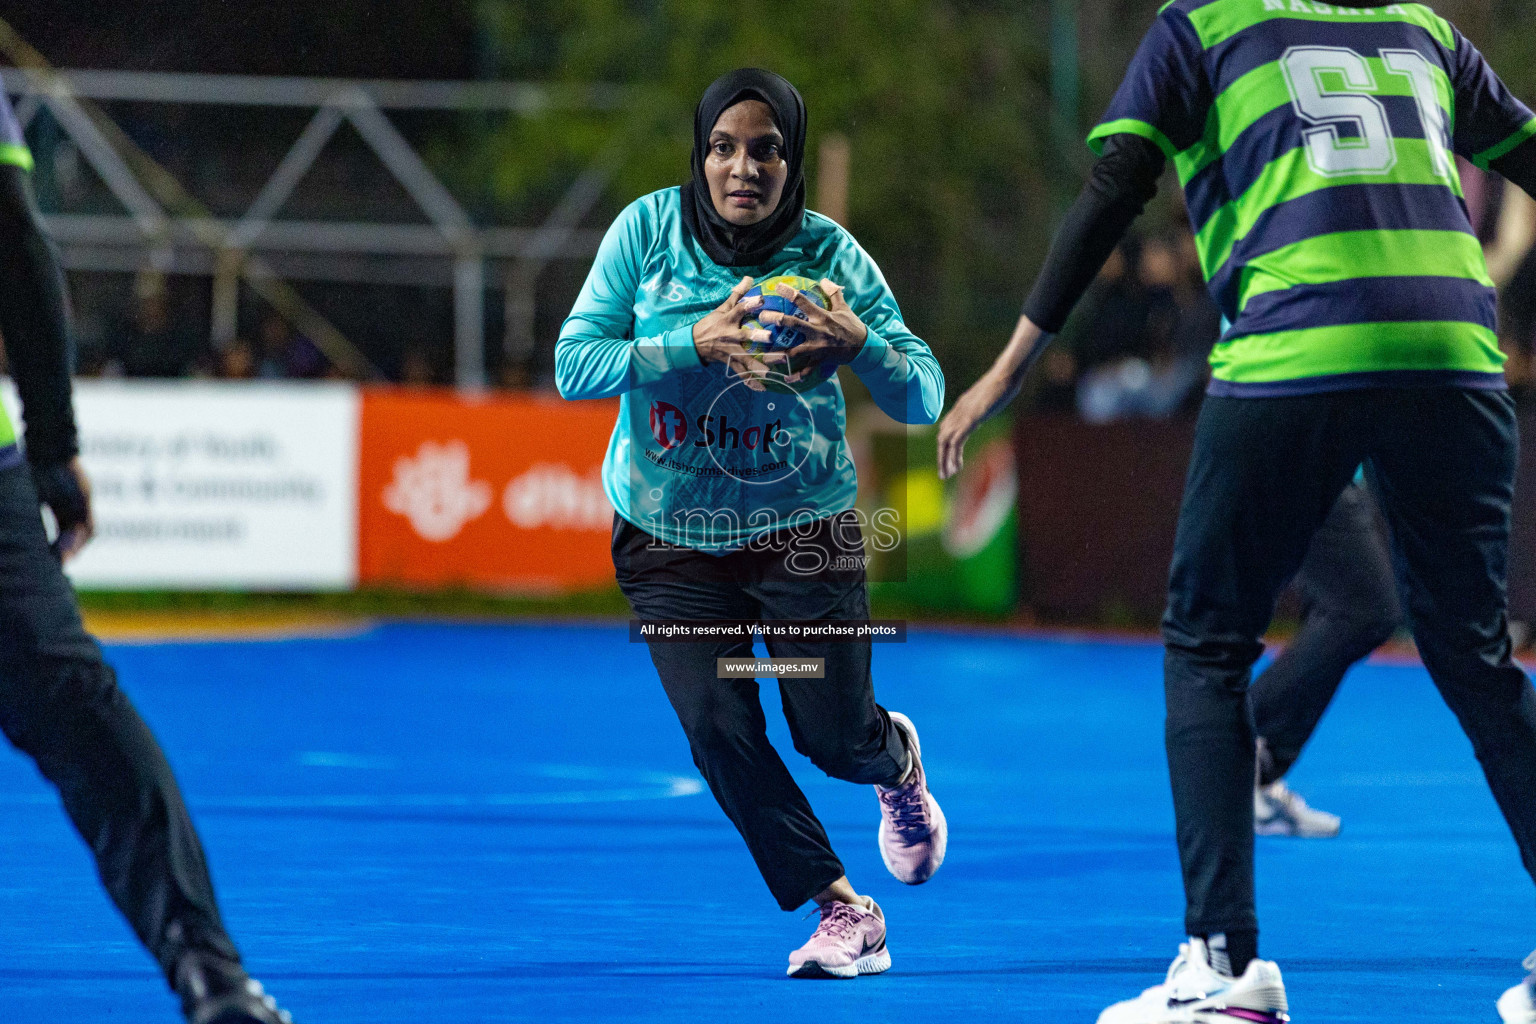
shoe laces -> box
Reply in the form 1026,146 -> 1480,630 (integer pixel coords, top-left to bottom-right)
1159,940 -> 1232,1000
1165,941 -> 1203,985
808,901 -> 866,942
879,771 -> 929,837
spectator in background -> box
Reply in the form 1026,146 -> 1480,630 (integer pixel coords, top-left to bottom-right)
1173,231 -> 1224,367
1503,245 -> 1536,395
1478,160 -> 1536,397
256,313 -> 325,379
1067,240 -> 1149,375
1075,230 -> 1219,422
218,337 -> 258,380
115,283 -> 203,377
398,344 -> 436,386
1035,240 -> 1134,409
1031,346 -> 1078,413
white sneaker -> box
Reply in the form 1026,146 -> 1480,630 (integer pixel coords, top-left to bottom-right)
1097,937 -> 1289,1024
1498,950 -> 1536,1022
1255,780 -> 1340,838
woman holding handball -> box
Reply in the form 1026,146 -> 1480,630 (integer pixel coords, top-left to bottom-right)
557,68 -> 946,978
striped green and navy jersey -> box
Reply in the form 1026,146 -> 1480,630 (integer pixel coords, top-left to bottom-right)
1090,1 -> 1536,395
0,90 -> 32,465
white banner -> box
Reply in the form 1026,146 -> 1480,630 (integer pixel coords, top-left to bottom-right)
3,380 -> 359,589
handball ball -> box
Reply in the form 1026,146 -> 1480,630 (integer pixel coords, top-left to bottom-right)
741,274 -> 837,393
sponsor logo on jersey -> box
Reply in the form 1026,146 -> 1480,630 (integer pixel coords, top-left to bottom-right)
692,413 -> 788,453
649,401 -> 689,449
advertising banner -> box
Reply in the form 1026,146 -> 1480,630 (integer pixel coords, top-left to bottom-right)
858,415 -> 1016,616
357,389 -> 617,592
2,380 -> 361,589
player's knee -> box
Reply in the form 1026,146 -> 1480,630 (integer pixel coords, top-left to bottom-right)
1410,614 -> 1506,662
44,655 -> 121,709
7,652 -> 117,715
1162,624 -> 1265,679
1414,625 -> 1527,698
791,730 -> 865,780
677,703 -> 755,763
1328,608 -> 1400,660
0,656 -> 127,766
1355,582 -> 1403,649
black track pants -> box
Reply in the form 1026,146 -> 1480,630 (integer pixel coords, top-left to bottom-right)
613,511 -> 910,910
0,463 -> 239,983
1250,481 -> 1402,786
1163,388 -> 1536,936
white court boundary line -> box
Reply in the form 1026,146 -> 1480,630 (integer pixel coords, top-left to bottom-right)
0,762 -> 706,808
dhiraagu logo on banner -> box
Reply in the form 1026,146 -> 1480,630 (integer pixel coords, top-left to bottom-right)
381,440 -> 492,542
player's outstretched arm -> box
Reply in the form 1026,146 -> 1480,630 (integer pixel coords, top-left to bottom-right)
937,313 -> 1049,479
0,163 -> 92,558
936,133 -> 1165,479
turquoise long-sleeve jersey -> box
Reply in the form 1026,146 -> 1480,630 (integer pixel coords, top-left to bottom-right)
557,187 -> 944,553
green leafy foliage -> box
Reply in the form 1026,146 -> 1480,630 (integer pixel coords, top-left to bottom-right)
462,0 -> 1536,391
468,0 -> 1064,387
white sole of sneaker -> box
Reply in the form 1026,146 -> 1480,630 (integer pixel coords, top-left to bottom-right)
1255,820 -> 1340,839
786,948 -> 892,979
1498,981 -> 1536,1023
1097,997 -> 1290,1023
1099,1009 -> 1288,1024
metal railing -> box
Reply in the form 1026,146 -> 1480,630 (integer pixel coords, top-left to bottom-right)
1,67 -> 622,388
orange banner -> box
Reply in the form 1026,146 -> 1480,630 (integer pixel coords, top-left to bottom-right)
358,389 -> 619,592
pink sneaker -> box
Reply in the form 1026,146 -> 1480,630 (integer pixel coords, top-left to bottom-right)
876,711 -> 947,884
787,898 -> 892,979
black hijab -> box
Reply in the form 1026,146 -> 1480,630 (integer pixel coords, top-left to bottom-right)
680,68 -> 808,268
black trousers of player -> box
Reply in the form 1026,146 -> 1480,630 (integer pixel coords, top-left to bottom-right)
613,512 -> 911,911
1250,481 -> 1402,786
1164,388 -> 1536,938
0,463 -> 239,982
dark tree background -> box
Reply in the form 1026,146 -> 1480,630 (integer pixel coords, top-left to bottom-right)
3,0 -> 1533,389
1,3 -> 479,78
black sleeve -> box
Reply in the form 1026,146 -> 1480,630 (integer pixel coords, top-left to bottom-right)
0,163 -> 78,467
1491,135 -> 1536,204
1021,133 -> 1166,334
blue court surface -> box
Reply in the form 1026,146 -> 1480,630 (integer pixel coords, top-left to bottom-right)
0,621 -> 1529,1023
